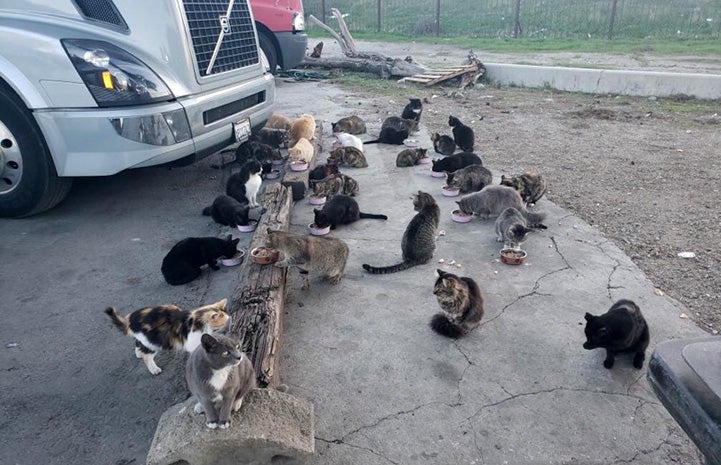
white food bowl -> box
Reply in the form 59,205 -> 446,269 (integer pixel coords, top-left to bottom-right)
430,170 -> 446,178
442,185 -> 460,197
308,222 -> 331,236
237,220 -> 258,233
451,209 -> 472,223
308,195 -> 327,205
417,157 -> 431,165
219,250 -> 246,267
290,161 -> 309,172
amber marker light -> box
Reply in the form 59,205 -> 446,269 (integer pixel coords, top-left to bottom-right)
102,71 -> 114,89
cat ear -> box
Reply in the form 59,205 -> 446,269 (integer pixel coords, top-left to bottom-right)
225,234 -> 233,242
232,238 -> 240,247
201,333 -> 217,351
213,298 -> 228,310
584,312 -> 593,321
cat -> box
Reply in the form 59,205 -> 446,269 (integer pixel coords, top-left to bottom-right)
266,230 -> 349,290
431,132 -> 456,156
449,115 -> 475,152
233,141 -> 282,166
226,159 -> 263,208
186,333 -> 256,429
250,128 -> 288,148
311,173 -> 360,198
431,152 -> 482,174
104,298 -> 230,375
290,114 -> 316,146
333,132 -> 364,152
456,185 -> 547,223
313,195 -> 387,230
332,115 -> 367,135
446,164 -> 493,193
401,98 -> 423,123
202,195 -> 251,228
288,137 -> 314,164
265,113 -> 292,132
396,147 -> 428,167
328,146 -> 368,168
161,235 -> 240,285
494,207 -> 547,250
430,269 -> 484,338
500,172 -> 548,205
583,299 -> 650,369
365,117 -> 419,145
309,163 -> 341,182
362,191 -> 439,274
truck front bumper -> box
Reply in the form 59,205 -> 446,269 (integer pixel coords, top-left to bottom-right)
275,31 -> 308,70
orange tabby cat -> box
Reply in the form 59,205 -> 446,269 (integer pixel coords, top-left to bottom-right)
290,114 -> 316,146
288,137 -> 314,163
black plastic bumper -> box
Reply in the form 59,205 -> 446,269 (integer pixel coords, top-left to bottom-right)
275,31 -> 307,69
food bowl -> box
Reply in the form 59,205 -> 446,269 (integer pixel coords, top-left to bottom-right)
417,157 -> 432,165
441,185 -> 460,197
451,209 -> 472,223
219,250 -> 246,267
430,170 -> 446,178
403,139 -> 420,148
250,246 -> 280,265
290,161 -> 308,172
500,248 -> 528,265
308,195 -> 327,206
237,220 -> 258,233
265,169 -> 281,180
272,158 -> 285,166
308,222 -> 331,236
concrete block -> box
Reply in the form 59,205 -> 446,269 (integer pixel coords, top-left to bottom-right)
146,389 -> 314,465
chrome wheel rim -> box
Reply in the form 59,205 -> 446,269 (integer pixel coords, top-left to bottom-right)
0,120 -> 22,195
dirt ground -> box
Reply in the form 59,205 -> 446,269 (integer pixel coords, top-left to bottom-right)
308,40 -> 721,334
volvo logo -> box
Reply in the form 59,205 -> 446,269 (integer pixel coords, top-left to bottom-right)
219,15 -> 231,34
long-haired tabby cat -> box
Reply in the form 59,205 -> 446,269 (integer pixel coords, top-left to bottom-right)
500,172 -> 548,205
311,173 -> 360,197
202,195 -> 251,228
105,298 -> 229,375
396,148 -> 428,167
446,164 -> 492,193
226,160 -> 263,208
494,207 -> 547,250
290,114 -> 316,146
313,195 -> 387,230
161,235 -> 240,285
583,299 -> 649,369
456,185 -> 546,224
288,137 -> 314,164
266,230 -> 349,290
186,333 -> 256,429
265,113 -> 292,132
430,269 -> 484,338
309,163 -> 341,182
431,152 -> 482,174
365,117 -> 419,145
362,191 -> 439,274
401,98 -> 423,123
449,115 -> 475,152
332,115 -> 367,134
431,132 -> 456,156
328,146 -> 368,168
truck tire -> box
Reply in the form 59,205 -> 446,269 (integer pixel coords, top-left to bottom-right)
0,85 -> 73,218
258,31 -> 278,74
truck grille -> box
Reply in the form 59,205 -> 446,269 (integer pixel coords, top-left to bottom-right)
182,0 -> 259,77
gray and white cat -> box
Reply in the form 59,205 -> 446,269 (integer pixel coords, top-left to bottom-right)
456,185 -> 546,224
186,333 -> 256,430
494,207 -> 547,250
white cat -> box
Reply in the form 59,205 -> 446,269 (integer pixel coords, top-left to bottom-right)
333,132 -> 364,152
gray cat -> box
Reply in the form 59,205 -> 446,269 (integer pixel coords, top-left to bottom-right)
186,333 -> 256,430
447,164 -> 492,193
495,207 -> 547,249
456,185 -> 546,224
396,148 -> 428,167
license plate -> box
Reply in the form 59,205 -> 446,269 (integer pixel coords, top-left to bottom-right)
233,118 -> 251,143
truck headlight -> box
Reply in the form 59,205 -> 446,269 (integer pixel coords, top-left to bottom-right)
292,12 -> 305,32
109,109 -> 191,146
62,39 -> 173,107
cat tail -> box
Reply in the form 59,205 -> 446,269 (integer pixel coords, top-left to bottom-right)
363,138 -> 380,144
520,208 -> 547,229
358,212 -> 388,221
104,307 -> 130,335
430,313 -> 465,338
362,261 -> 414,274
202,206 -> 212,216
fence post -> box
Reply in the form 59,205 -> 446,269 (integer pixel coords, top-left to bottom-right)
377,0 -> 382,33
435,0 -> 441,36
321,0 -> 326,22
608,0 -> 618,39
513,0 -> 522,37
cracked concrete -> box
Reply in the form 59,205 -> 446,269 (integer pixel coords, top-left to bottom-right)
273,80 -> 705,465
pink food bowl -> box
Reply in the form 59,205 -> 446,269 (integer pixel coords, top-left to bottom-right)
219,250 -> 245,267
308,195 -> 327,205
308,223 -> 331,236
403,139 -> 420,148
417,157 -> 431,165
430,170 -> 446,178
265,169 -> 281,180
237,220 -> 258,233
451,209 -> 472,223
272,159 -> 285,166
442,185 -> 460,197
290,161 -> 308,172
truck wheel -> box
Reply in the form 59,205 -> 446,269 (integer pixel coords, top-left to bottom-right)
0,85 -> 73,218
258,32 -> 278,74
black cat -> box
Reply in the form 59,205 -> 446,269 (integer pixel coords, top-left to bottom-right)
161,235 -> 240,286
365,117 -> 419,145
309,163 -> 341,182
202,195 -> 251,228
583,299 -> 650,369
401,98 -> 423,122
226,160 -> 263,208
449,115 -> 475,152
313,195 -> 387,230
431,152 -> 482,173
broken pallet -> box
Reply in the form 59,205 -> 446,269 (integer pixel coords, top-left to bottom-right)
398,64 -> 481,86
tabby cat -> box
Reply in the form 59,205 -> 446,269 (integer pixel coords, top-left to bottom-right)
311,173 -> 360,198
401,98 -> 423,123
161,235 -> 240,285
446,164 -> 493,193
396,148 -> 428,167
313,195 -> 387,230
265,113 -> 293,132
226,160 -> 263,208
105,298 -> 230,375
362,191 -> 440,274
449,115 -> 475,152
456,185 -> 546,224
431,132 -> 456,156
430,269 -> 484,338
186,333 -> 256,429
309,163 -> 341,182
500,172 -> 548,205
202,195 -> 251,228
332,115 -> 367,135
328,146 -> 368,168
583,299 -> 650,369
431,152 -> 482,174
494,207 -> 546,250
250,128 -> 288,148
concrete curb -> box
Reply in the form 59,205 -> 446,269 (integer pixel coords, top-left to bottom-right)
146,389 -> 314,465
484,63 -> 721,99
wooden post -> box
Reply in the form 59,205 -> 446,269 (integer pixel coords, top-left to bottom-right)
608,0 -> 618,39
513,0 -> 522,37
435,0 -> 441,36
377,0 -> 382,33
321,0 -> 326,23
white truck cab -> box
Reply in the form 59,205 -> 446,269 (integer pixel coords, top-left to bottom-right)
0,0 -> 276,217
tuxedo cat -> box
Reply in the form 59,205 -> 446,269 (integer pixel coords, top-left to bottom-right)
161,235 -> 240,285
313,195 -> 387,230
202,195 -> 251,228
226,160 -> 263,208
365,117 -> 419,145
401,98 -> 423,123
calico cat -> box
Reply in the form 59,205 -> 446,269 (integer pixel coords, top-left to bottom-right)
449,115 -> 475,152
401,98 -> 423,123
583,299 -> 650,369
202,195 -> 251,228
431,152 -> 482,174
328,146 -> 368,168
500,172 -> 548,205
332,115 -> 367,135
494,207 -> 547,249
311,173 -> 360,197
431,132 -> 456,156
265,113 -> 292,132
333,132 -> 364,152
251,128 -> 288,148
161,235 -> 240,285
396,148 -> 428,167
362,191 -> 439,274
226,160 -> 263,208
309,163 -> 341,182
313,195 -> 387,230
365,117 -> 419,145
105,298 -> 229,375
266,230 -> 349,290
290,114 -> 316,146
430,269 -> 484,338
186,333 -> 256,429
456,185 -> 547,223
446,164 -> 492,193
288,137 -> 314,164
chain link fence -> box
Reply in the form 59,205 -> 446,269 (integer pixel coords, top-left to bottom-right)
304,0 -> 721,39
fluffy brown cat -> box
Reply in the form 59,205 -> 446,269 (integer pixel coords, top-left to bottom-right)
430,269 -> 484,338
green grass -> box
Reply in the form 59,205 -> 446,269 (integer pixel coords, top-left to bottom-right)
331,72 -> 416,97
